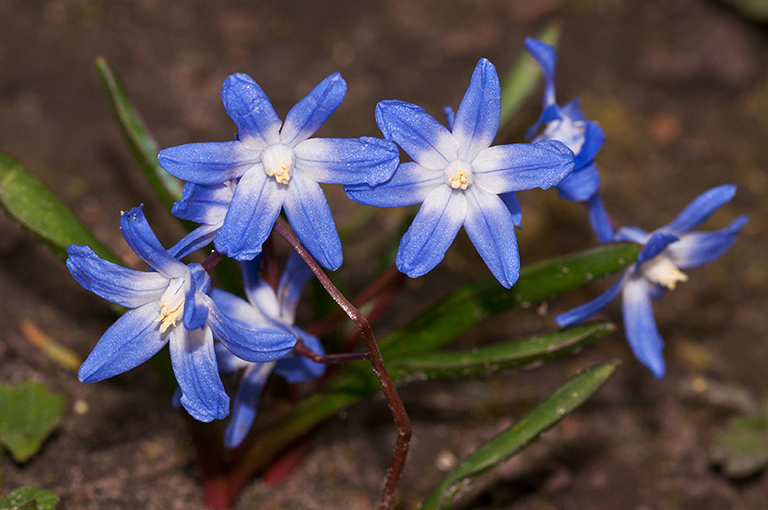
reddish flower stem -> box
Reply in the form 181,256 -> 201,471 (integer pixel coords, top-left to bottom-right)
273,221 -> 411,510
293,336 -> 370,364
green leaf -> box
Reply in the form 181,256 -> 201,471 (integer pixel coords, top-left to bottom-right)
234,244 -> 637,479
421,362 -> 618,510
0,153 -> 119,263
0,487 -> 59,510
388,322 -> 614,380
711,398 -> 768,478
95,57 -> 182,208
0,382 -> 66,463
500,24 -> 560,126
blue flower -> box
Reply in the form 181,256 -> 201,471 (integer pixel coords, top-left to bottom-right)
525,37 -> 613,242
158,72 -> 400,269
67,206 -> 296,422
168,182 -> 233,259
209,252 -> 324,448
556,185 -> 747,377
345,58 -> 575,288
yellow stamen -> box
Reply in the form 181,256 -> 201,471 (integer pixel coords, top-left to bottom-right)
449,170 -> 469,190
642,256 -> 688,290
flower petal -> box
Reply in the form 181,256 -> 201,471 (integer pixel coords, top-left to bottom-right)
524,37 -> 557,107
499,192 -> 522,227
120,206 -> 187,278
282,174 -> 342,270
452,58 -> 500,162
472,140 -> 574,194
464,187 -> 520,288
555,162 -> 600,202
239,258 -> 281,320
78,303 -> 167,383
214,342 -> 245,374
274,330 -> 325,383
168,224 -> 219,260
209,288 -> 274,328
663,184 -> 737,235
169,325 -> 230,422
666,215 -> 747,269
158,142 -> 260,184
280,72 -> 347,147
614,226 -> 649,244
572,121 -> 605,169
214,169 -> 285,261
622,276 -> 665,378
221,73 -> 281,147
277,252 -> 314,323
636,231 -> 679,267
587,193 -> 615,243
67,245 -> 167,307
224,362 -> 276,449
556,271 -> 627,327
294,137 -> 399,186
172,183 -> 233,224
205,295 -> 296,363
344,162 -> 443,208
396,185 -> 467,278
375,100 -> 459,170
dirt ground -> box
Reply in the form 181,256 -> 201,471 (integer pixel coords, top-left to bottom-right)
1,0 -> 767,508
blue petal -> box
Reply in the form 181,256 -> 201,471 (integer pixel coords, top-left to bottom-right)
221,73 -> 281,147
636,231 -> 679,267
666,215 -> 747,269
183,288 -> 209,331
556,272 -> 627,327
614,226 -> 649,244
524,37 -> 557,107
209,288 -> 273,329
205,295 -> 296,362
464,187 -> 520,288
622,276 -> 665,378
214,169 -> 286,261
66,245 -> 167,307
214,342 -> 244,374
556,163 -> 600,202
280,72 -> 347,147
78,303 -> 167,383
526,104 -> 561,140
444,106 -> 455,130
274,331 -> 325,383
224,362 -> 275,449
282,174 -> 342,270
168,224 -> 219,260
663,184 -> 737,235
120,206 -> 187,278
277,252 -> 314,323
294,137 -> 399,186
238,256 -> 280,320
172,183 -> 232,224
169,325 -> 230,422
499,192 -> 522,228
375,100 -> 459,171
572,121 -> 605,169
587,194 -> 615,243
396,186 -> 467,278
344,162 -> 443,208
158,142 -> 260,184
452,58 -> 500,162
472,140 -> 574,194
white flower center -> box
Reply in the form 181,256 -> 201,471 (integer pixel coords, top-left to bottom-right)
641,255 -> 688,290
261,144 -> 295,185
544,117 -> 586,154
155,277 -> 187,333
445,159 -> 473,190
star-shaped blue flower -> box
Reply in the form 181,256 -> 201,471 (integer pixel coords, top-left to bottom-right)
345,58 -> 575,288
67,206 -> 296,422
210,252 -> 324,448
525,37 -> 613,242
158,72 -> 399,269
556,184 -> 747,377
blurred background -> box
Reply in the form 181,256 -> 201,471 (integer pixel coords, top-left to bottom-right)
1,0 -> 767,508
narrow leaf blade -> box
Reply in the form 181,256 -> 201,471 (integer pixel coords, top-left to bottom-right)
422,362 -> 619,510
0,153 -> 119,263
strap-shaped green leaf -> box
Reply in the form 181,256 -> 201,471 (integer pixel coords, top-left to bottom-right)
95,57 -> 182,208
0,153 -> 119,263
421,362 -> 618,510
500,24 -> 560,126
389,322 -> 614,380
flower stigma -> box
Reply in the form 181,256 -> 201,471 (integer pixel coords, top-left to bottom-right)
261,144 -> 295,185
641,255 -> 688,290
445,159 -> 473,190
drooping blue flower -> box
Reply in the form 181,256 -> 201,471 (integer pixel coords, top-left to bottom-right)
525,37 -> 613,243
210,252 -> 324,448
556,184 -> 747,377
158,72 -> 400,269
345,58 -> 575,288
67,206 -> 297,422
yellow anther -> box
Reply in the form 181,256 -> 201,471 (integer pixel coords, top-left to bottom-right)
155,302 -> 183,333
261,144 -> 295,185
449,170 -> 469,190
642,256 -> 688,290
268,164 -> 291,185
